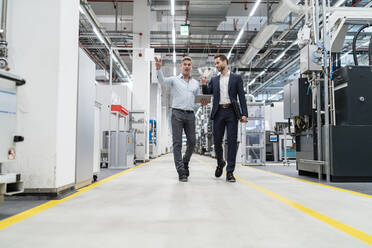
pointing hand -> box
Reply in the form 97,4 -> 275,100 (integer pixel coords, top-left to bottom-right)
154,56 -> 162,70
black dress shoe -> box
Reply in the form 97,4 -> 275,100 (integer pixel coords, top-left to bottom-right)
215,161 -> 226,178
179,174 -> 188,182
226,172 -> 236,183
184,162 -> 189,177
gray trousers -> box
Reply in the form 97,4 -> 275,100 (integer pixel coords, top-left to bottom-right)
171,109 -> 196,175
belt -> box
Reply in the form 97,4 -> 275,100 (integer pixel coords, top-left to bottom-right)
172,108 -> 194,113
219,103 -> 232,109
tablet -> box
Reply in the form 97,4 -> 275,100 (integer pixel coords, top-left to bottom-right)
195,94 -> 212,103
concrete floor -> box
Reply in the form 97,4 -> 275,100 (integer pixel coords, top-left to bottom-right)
0,167 -> 127,220
0,154 -> 372,247
258,162 -> 372,195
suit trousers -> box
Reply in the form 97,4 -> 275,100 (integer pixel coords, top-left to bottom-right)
171,109 -> 196,175
213,107 -> 238,173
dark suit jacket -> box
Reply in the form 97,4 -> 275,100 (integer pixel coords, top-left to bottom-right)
202,72 -> 248,120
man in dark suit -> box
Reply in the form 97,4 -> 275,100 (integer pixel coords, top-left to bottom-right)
202,54 -> 248,182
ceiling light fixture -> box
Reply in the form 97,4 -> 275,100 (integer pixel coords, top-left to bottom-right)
93,27 -> 109,49
171,0 -> 175,16
268,90 -> 284,100
227,0 -> 262,59
334,0 -> 346,7
249,0 -> 262,17
273,53 -> 285,64
258,70 -> 266,77
248,78 -> 256,86
80,4 -> 131,82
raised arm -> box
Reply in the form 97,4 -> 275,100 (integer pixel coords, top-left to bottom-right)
155,56 -> 173,86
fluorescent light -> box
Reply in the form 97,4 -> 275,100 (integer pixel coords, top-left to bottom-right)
93,27 -> 108,48
334,0 -> 346,7
249,0 -> 262,17
79,5 -> 86,15
120,67 -> 133,83
172,26 -> 176,45
227,50 -> 232,60
120,67 -> 127,77
171,0 -> 175,16
173,50 -> 176,63
234,26 -> 246,46
228,0 -> 263,59
227,21 -> 248,57
248,78 -> 256,86
340,52 -> 349,60
273,53 -> 285,64
258,71 -> 266,77
173,66 -> 176,76
113,55 -> 119,64
268,90 -> 283,100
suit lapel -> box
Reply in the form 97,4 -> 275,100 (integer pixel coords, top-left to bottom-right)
228,72 -> 233,98
215,75 -> 221,103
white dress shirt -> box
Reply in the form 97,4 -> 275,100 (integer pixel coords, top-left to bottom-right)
219,70 -> 231,104
156,70 -> 200,111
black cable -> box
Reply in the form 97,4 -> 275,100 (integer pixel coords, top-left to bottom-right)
332,53 -> 336,70
369,32 -> 372,66
352,24 -> 372,66
337,53 -> 341,69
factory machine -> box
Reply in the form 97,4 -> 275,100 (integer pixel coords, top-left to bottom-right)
149,119 -> 157,158
0,71 -> 26,203
195,105 -> 213,156
285,3 -> 372,181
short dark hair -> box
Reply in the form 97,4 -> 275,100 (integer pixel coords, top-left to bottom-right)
182,56 -> 192,63
214,54 -> 228,64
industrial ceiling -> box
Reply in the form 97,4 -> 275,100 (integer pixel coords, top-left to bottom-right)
79,0 -> 372,101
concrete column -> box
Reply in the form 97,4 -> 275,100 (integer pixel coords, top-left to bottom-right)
150,83 -> 162,156
161,106 -> 167,154
159,86 -> 171,154
132,0 -> 151,160
5,0 -> 79,192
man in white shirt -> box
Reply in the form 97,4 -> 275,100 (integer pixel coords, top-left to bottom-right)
155,56 -> 200,182
202,54 -> 248,182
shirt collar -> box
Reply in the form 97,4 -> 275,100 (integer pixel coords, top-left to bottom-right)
179,74 -> 192,81
221,70 -> 230,77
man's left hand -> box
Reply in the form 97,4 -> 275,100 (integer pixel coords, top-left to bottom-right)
240,116 -> 247,123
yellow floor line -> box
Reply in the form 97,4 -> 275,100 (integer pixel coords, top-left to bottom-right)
247,165 -> 372,199
196,158 -> 372,246
197,155 -> 372,199
0,157 -> 160,231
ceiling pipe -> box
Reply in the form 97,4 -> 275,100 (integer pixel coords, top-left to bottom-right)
251,1 -> 372,94
251,14 -> 304,68
80,0 -> 131,78
0,0 -> 8,41
235,0 -> 306,67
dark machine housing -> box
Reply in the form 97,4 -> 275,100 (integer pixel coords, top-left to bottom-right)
284,67 -> 372,181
